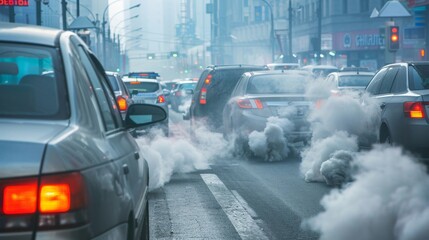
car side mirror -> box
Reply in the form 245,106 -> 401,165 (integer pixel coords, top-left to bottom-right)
124,104 -> 167,128
163,89 -> 170,96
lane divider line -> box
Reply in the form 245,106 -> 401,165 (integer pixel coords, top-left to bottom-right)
201,174 -> 269,240
231,190 -> 259,220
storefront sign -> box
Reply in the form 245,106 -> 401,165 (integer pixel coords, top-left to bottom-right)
0,0 -> 29,6
408,0 -> 429,7
335,30 -> 385,51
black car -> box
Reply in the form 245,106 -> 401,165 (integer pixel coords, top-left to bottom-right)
185,65 -> 268,132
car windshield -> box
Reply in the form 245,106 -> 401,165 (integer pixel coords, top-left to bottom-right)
0,43 -> 68,119
247,74 -> 308,94
125,81 -> 159,93
338,75 -> 373,87
409,65 -> 429,90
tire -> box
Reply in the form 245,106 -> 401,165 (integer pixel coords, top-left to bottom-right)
140,202 -> 149,240
380,126 -> 392,145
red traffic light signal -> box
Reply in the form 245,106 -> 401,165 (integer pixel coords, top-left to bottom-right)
388,26 -> 400,51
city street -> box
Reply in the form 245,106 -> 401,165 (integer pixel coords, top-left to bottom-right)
148,110 -> 331,240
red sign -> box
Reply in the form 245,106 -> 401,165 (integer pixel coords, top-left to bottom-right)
0,0 -> 29,6
407,0 -> 429,7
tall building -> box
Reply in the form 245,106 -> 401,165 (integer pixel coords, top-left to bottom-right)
214,0 -> 426,70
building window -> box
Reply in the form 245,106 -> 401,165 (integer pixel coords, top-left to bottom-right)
343,0 -> 348,14
243,0 -> 248,7
360,0 -> 369,12
324,0 -> 330,17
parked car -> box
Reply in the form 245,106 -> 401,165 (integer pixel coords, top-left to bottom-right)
105,71 -> 134,119
185,65 -> 269,132
170,80 -> 197,112
301,64 -> 338,78
0,22 -> 167,240
325,70 -> 375,94
223,70 -> 314,153
364,62 -> 429,157
123,76 -> 169,136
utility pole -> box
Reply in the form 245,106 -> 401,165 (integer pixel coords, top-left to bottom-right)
62,0 -> 67,30
316,0 -> 322,65
36,0 -> 41,25
76,0 -> 80,17
287,0 -> 292,63
8,6 -> 15,23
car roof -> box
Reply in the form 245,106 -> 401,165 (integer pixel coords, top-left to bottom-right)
249,70 -> 313,76
0,22 -> 61,46
123,77 -> 159,83
206,64 -> 268,70
302,65 -> 338,69
329,71 -> 375,76
177,80 -> 196,84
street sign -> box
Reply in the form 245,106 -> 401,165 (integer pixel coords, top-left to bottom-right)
0,0 -> 29,6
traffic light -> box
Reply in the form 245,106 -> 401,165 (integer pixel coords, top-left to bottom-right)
170,51 -> 179,58
147,53 -> 155,60
388,26 -> 399,51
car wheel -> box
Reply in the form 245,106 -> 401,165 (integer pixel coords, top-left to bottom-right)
140,202 -> 149,240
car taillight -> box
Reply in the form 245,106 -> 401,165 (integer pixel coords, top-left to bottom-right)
1,172 -> 88,231
117,96 -> 128,111
236,99 -> 263,109
3,180 -> 37,215
157,95 -> 166,103
404,102 -> 427,119
200,87 -> 207,104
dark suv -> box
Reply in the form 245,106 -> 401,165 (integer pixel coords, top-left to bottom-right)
185,65 -> 268,132
365,62 -> 429,157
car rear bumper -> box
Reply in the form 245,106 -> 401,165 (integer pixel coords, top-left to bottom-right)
0,223 -> 128,240
396,121 -> 429,156
234,111 -> 312,142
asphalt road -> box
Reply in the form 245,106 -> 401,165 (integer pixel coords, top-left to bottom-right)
148,109 -> 332,240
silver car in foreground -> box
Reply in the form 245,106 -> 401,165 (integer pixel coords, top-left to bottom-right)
0,22 -> 166,239
365,62 -> 429,157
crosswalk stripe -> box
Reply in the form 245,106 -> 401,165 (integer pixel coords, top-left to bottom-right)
201,174 -> 269,240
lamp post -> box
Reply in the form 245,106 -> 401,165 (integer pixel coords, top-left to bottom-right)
102,2 -> 140,68
261,0 -> 275,62
113,15 -> 139,36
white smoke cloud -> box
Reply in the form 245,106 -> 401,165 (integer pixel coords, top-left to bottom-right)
304,146 -> 429,240
136,121 -> 231,190
300,131 -> 358,182
300,88 -> 381,184
248,116 -> 294,162
320,150 -> 356,187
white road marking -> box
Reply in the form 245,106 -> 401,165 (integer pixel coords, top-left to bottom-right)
201,174 -> 269,240
231,190 -> 259,219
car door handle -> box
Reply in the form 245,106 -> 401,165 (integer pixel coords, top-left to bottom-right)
380,103 -> 386,109
134,152 -> 140,160
123,164 -> 129,175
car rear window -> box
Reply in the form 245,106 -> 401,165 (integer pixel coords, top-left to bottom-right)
125,81 -> 160,92
409,65 -> 429,90
0,43 -> 68,119
247,74 -> 308,94
107,75 -> 120,91
338,75 -> 373,87
179,82 -> 196,89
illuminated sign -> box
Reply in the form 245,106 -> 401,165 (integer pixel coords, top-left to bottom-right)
0,0 -> 29,6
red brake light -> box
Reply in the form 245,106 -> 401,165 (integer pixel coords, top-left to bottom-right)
157,95 -> 166,103
200,87 -> 207,104
404,102 -> 426,119
3,181 -> 37,215
117,96 -> 128,111
236,99 -> 263,109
